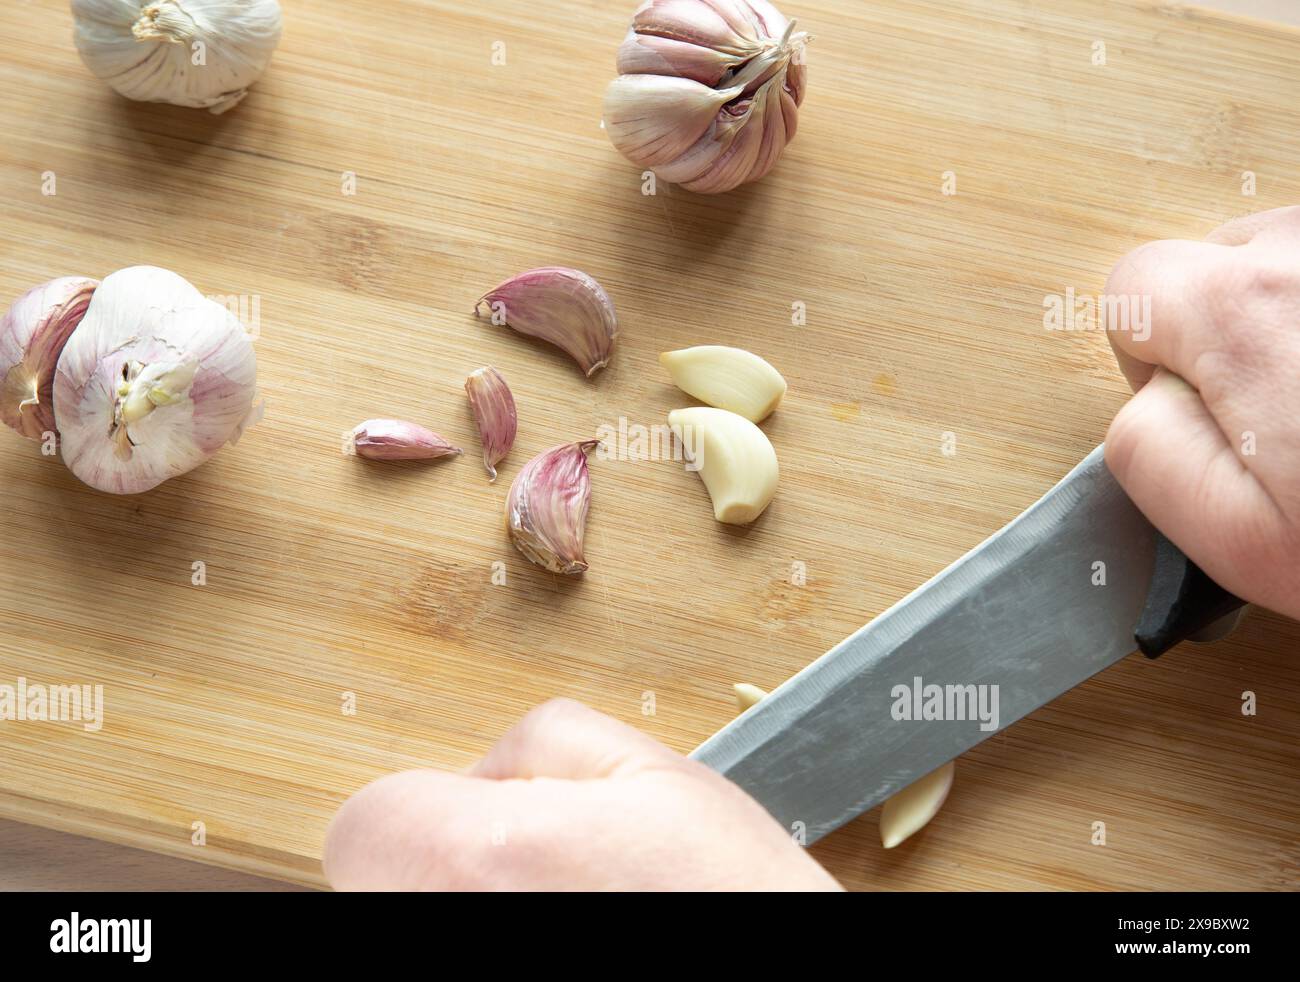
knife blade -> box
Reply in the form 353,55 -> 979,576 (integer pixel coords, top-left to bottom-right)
690,445 -> 1213,843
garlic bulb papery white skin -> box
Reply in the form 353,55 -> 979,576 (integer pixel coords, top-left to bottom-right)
71,0 -> 284,115
53,266 -> 258,494
0,278 -> 99,440
605,0 -> 809,194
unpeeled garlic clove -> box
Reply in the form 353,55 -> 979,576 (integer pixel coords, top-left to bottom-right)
0,277 -> 98,440
668,406 -> 778,524
660,345 -> 786,422
879,761 -> 955,849
733,682 -> 768,711
465,366 -> 517,482
348,419 -> 461,461
506,440 -> 599,574
475,268 -> 617,377
604,75 -> 742,167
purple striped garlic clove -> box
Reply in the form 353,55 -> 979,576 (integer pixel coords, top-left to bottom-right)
505,440 -> 600,575
348,419 -> 461,461
464,366 -> 517,482
475,268 -> 617,377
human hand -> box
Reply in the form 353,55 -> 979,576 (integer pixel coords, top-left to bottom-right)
1103,206 -> 1300,620
324,698 -> 842,891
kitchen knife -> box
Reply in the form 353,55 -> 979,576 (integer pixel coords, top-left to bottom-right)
690,445 -> 1243,844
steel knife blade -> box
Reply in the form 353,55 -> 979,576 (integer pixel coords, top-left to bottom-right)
690,445 -> 1163,844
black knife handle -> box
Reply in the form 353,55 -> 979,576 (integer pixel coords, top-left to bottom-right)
1135,531 -> 1245,658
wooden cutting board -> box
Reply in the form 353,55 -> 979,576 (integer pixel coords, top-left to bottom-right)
1,0 -> 1297,891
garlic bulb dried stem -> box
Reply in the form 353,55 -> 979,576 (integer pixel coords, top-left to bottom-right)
71,0 -> 284,115
0,278 -> 98,440
606,0 -> 810,194
54,266 -> 258,494
506,440 -> 600,574
476,268 -> 617,377
348,420 -> 461,461
464,367 -> 517,481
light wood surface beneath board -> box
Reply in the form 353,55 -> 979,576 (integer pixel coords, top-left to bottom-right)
0,0 -> 1298,891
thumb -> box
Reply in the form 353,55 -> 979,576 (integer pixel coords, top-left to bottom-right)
1105,369 -> 1283,605
323,700 -> 679,890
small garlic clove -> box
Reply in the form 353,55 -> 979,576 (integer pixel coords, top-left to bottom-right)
475,268 -> 617,377
348,419 -> 462,461
733,682 -> 768,712
668,407 -> 778,525
506,440 -> 599,574
465,366 -> 517,482
660,345 -> 787,422
879,761 -> 956,849
603,74 -> 742,168
0,277 -> 98,441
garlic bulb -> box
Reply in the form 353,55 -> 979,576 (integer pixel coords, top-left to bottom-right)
605,0 -> 809,194
71,0 -> 283,115
1,278 -> 98,440
54,266 -> 258,494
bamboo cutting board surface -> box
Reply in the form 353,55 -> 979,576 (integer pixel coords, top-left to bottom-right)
1,0 -> 1298,891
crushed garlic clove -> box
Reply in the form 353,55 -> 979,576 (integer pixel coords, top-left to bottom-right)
667,406 -> 778,524
464,366 -> 517,482
348,419 -> 462,461
659,345 -> 787,422
506,440 -> 599,574
475,268 -> 617,377
879,761 -> 956,849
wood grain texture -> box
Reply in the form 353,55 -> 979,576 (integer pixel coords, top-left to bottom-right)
0,0 -> 1297,891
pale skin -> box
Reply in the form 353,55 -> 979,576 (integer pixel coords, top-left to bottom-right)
325,207 -> 1300,891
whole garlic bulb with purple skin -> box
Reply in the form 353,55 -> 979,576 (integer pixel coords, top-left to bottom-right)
0,277 -> 98,441
605,0 -> 810,194
54,266 -> 259,495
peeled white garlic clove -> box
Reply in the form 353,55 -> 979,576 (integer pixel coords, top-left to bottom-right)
475,268 -> 618,377
733,682 -> 768,712
0,277 -> 98,441
660,345 -> 787,422
464,367 -> 517,482
71,0 -> 283,115
605,0 -> 810,194
879,761 -> 955,849
348,419 -> 461,461
668,406 -> 778,524
506,440 -> 599,574
54,266 -> 258,494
